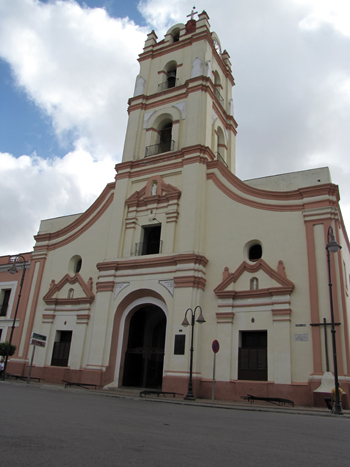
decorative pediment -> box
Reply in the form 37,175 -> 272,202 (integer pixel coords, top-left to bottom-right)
43,273 -> 95,305
214,259 -> 294,299
126,174 -> 181,208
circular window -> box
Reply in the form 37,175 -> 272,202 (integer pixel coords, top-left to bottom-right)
244,240 -> 263,263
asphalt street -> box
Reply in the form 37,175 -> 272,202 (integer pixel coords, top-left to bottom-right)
0,382 -> 349,466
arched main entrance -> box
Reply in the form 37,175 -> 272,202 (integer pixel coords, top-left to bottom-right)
122,305 -> 166,389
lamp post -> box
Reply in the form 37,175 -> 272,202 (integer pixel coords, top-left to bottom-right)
181,305 -> 205,400
2,255 -> 27,380
326,226 -> 343,415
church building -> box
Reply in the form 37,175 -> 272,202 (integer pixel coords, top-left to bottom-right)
5,11 -> 350,407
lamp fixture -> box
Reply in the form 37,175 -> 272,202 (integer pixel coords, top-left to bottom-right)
181,305 -> 205,400
325,225 -> 343,415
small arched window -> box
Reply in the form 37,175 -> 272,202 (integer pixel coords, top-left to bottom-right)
68,255 -> 82,275
167,68 -> 176,88
216,127 -> 227,167
249,244 -> 262,262
171,29 -> 180,42
214,71 -> 223,102
75,259 -> 82,273
159,122 -> 172,153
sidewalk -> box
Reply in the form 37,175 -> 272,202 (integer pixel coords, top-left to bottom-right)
2,378 -> 349,418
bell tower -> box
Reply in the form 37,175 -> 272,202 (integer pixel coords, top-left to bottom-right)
121,10 -> 237,172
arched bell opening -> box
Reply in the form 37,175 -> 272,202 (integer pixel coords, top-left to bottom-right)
122,305 -> 167,389
164,60 -> 177,89
158,121 -> 173,153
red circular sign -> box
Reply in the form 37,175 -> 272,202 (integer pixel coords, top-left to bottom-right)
212,340 -> 220,353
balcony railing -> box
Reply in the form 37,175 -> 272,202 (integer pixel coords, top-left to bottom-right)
214,88 -> 224,103
215,152 -> 228,168
135,240 -> 163,256
145,140 -> 175,157
158,79 -> 179,91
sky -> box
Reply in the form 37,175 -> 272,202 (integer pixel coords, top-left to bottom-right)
0,0 -> 350,255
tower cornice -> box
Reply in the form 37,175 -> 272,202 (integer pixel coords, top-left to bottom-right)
138,28 -> 234,86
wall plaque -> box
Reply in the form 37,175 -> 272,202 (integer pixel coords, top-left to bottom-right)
294,333 -> 309,342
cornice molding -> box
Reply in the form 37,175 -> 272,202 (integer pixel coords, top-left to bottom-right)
97,253 -> 209,273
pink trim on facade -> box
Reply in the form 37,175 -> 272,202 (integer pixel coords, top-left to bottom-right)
21,257 -> 47,361
208,161 -> 340,202
216,312 -> 235,323
43,273 -> 95,305
212,101 -> 238,134
182,154 -> 208,167
48,307 -> 91,313
174,276 -> 206,290
97,253 -> 208,273
76,314 -> 90,324
42,314 -> 55,323
145,127 -> 159,133
0,254 -> 31,346
207,171 -> 339,213
115,145 -> 217,182
272,309 -> 292,315
165,211 -> 179,223
221,300 -> 291,309
138,25 -> 234,86
304,220 -> 322,374
34,183 -> 115,244
96,281 -> 115,292
126,175 -> 181,208
34,190 -> 114,251
128,82 -> 237,133
214,260 -> 294,299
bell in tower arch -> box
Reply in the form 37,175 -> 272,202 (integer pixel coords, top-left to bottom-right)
167,70 -> 176,89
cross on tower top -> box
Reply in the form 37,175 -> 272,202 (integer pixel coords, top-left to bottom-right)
187,6 -> 198,21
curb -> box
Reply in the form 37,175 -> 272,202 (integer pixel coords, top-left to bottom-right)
2,379 -> 350,418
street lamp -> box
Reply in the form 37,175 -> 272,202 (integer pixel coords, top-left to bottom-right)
326,226 -> 343,415
2,255 -> 27,380
181,305 -> 205,400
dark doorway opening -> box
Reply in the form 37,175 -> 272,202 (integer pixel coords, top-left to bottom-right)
51,331 -> 72,367
142,225 -> 161,255
238,331 -> 267,381
123,306 -> 166,389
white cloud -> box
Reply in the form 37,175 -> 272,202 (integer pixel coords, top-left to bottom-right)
0,0 -> 146,156
0,147 -> 114,255
296,0 -> 350,36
